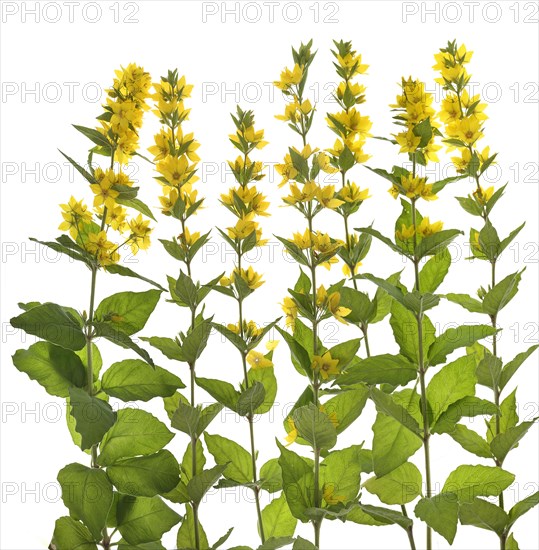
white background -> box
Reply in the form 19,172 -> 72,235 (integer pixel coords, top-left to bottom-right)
1,1 -> 538,549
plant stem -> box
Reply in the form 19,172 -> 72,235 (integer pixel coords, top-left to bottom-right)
401,505 -> 417,550
237,255 -> 266,544
86,265 -> 98,468
411,199 -> 432,550
361,325 -> 371,358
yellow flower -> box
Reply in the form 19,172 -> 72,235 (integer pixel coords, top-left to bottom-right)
266,340 -> 279,351
232,266 -> 264,289
85,231 -> 120,266
158,187 -> 179,215
337,52 -> 368,76
292,229 -> 313,250
247,350 -> 273,369
454,117 -> 483,145
90,173 -> 119,210
343,262 -> 362,276
317,151 -> 339,174
156,155 -> 195,187
227,217 -> 257,240
281,296 -> 298,327
105,205 -> 128,233
336,81 -> 366,104
396,224 -> 416,241
179,227 -> 200,249
417,217 -> 443,237
274,64 -> 303,91
327,108 -> 372,139
128,214 -> 152,253
285,417 -> 298,445
58,197 -> 93,239
472,185 -> 494,206
317,185 -> 344,209
328,291 -> 351,323
276,154 -> 298,187
283,182 -> 318,205
339,182 -> 370,203
394,130 -> 421,153
312,351 -> 340,380
312,232 -> 342,256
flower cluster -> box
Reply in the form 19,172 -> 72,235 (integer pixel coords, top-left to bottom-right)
390,77 -> 441,165
434,40 -> 497,215
59,64 -> 153,268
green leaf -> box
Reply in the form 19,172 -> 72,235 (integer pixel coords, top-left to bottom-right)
427,355 -> 477,426
337,354 -> 417,387
196,377 -> 239,412
95,290 -> 161,336
292,536 -> 316,549
482,271 -> 523,316
356,503 -> 412,530
211,322 -> 247,353
364,462 -> 422,505
177,504 -> 209,550
93,322 -> 154,366
338,287 -> 376,326
187,464 -> 228,504
432,396 -> 498,434
490,420 -> 537,464
261,493 -> 297,539
12,342 -> 86,398
390,302 -> 436,363
237,382 -> 266,417
58,463 -> 113,540
322,386 -> 369,434
459,497 -> 509,535
277,441 -> 314,522
73,124 -> 111,149
275,326 -> 312,378
248,367 -> 277,414
327,338 -> 361,369
59,150 -> 95,183
106,450 -> 180,497
419,250 -> 451,292
292,403 -> 337,450
414,494 -> 459,544
140,337 -> 184,362
416,229 -> 462,259
98,409 -> 174,466
68,387 -> 116,451
102,359 -> 184,401
508,491 -> 539,528
428,324 -> 497,366
30,236 -> 94,267
355,227 -> 410,258
180,320 -> 212,364
448,425 -> 493,458
204,433 -> 253,484
320,445 -> 363,504
53,517 -> 98,550
105,264 -> 165,291
445,293 -> 484,313
259,459 -> 283,494
10,302 -> 86,350
369,387 -> 421,435
506,534 -> 520,549
116,495 -> 181,545
116,196 -> 156,222
487,389 -> 518,443
442,465 -> 515,502
500,344 -> 539,391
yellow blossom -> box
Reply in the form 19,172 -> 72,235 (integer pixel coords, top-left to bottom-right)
247,350 -> 273,369
312,351 -> 340,380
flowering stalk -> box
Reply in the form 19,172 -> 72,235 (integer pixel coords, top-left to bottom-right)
143,69 -> 217,549
435,40 -> 539,550
325,40 -> 373,357
12,65 -> 185,548
275,41 -> 366,549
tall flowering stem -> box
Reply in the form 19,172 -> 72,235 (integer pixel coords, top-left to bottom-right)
325,40 -> 374,357
12,65 -> 185,548
435,40 -> 538,550
274,40 -> 365,549
144,69 -> 215,549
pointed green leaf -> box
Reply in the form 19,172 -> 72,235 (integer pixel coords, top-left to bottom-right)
414,493 -> 459,544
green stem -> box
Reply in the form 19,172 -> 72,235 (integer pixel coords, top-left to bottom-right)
237,254 -> 265,544
401,505 -> 417,550
86,266 -> 98,468
361,325 -> 371,358
411,199 -> 432,550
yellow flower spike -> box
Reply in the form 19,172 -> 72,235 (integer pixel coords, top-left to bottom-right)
246,350 -> 273,369
274,64 -> 304,91
322,484 -> 346,505
285,417 -> 298,445
316,185 -> 344,210
327,108 -> 372,139
85,231 -> 120,267
311,351 -> 340,380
